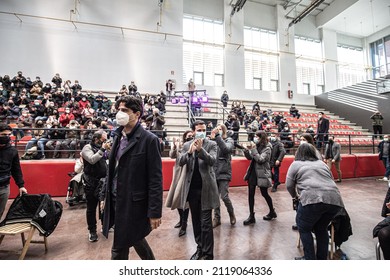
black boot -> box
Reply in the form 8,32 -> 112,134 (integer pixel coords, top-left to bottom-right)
179,222 -> 187,237
174,221 -> 181,228
263,209 -> 277,220
243,213 -> 256,225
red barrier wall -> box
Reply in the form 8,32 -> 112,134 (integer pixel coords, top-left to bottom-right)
9,154 -> 386,198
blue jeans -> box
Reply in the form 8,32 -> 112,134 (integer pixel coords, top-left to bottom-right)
25,138 -> 48,155
296,202 -> 342,260
382,157 -> 390,178
272,166 -> 280,185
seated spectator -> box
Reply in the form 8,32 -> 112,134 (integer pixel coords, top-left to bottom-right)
305,125 -> 316,138
290,104 -> 301,119
273,111 -> 283,126
46,122 -> 66,158
225,113 -> 240,143
101,96 -> 112,111
80,119 -> 97,149
30,83 -> 42,100
59,107 -> 75,127
278,118 -> 289,132
260,110 -> 269,121
280,124 -> 294,154
15,109 -> 33,139
32,99 -> 46,122
41,83 -> 52,94
62,120 -> 81,158
4,100 -> 20,123
81,104 -> 95,124
78,96 -> 90,110
52,88 -> 65,107
23,119 -> 48,159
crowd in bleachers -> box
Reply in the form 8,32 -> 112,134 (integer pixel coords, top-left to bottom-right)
0,71 -> 170,159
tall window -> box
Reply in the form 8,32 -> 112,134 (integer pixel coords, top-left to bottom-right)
183,16 -> 224,87
370,36 -> 390,78
244,27 -> 279,91
295,36 -> 324,95
337,45 -> 365,88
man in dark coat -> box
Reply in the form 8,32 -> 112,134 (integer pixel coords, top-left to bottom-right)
269,131 -> 286,192
316,112 -> 330,149
102,95 -> 163,260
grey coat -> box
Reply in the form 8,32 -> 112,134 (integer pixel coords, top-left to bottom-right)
243,143 -> 272,188
179,139 -> 220,210
324,142 -> 341,161
213,134 -> 234,181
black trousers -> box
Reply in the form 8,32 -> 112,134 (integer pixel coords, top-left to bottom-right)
84,175 -> 100,233
111,238 -> 155,260
187,188 -> 214,259
373,125 -> 383,138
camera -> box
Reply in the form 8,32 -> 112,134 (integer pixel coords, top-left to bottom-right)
292,197 -> 299,211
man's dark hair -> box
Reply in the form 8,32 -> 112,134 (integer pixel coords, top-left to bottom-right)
319,111 -> 324,115
0,123 -> 12,132
191,120 -> 205,131
115,95 -> 144,118
295,142 -> 319,161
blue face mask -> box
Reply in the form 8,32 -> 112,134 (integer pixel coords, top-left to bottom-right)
195,131 -> 206,139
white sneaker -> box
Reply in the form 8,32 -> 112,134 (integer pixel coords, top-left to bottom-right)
383,177 -> 389,181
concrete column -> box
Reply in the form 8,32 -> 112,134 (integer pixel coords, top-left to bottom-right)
276,4 -> 297,98
321,28 -> 338,92
223,0 -> 245,99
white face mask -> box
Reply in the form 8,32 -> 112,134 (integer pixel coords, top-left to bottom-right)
270,137 -> 276,142
195,131 -> 206,139
300,140 -> 307,145
116,110 -> 130,126
253,138 -> 259,144
384,138 -> 389,142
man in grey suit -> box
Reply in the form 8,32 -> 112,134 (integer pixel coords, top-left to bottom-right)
179,120 -> 220,260
324,135 -> 342,183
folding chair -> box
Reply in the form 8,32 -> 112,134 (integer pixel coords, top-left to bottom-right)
296,222 -> 335,259
0,222 -> 48,260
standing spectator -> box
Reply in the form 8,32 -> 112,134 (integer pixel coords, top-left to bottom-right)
63,80 -> 72,101
128,81 -> 138,95
165,79 -> 174,100
225,113 -> 240,143
51,73 -> 62,89
324,135 -> 342,183
165,131 -> 193,237
32,76 -> 43,89
269,131 -> 286,192
179,120 -> 220,260
252,101 -> 260,112
210,124 -> 236,227
4,100 -> 20,123
187,78 -> 196,94
378,135 -> 390,181
280,124 -> 294,154
289,104 -> 301,119
2,75 -> 12,98
220,90 -> 229,107
11,71 -> 26,94
286,143 -> 344,260
316,112 -> 330,149
102,95 -> 162,260
81,131 -> 109,242
371,111 -> 384,139
71,80 -> 82,95
0,124 -> 28,220
243,131 -> 276,225
148,108 -> 165,150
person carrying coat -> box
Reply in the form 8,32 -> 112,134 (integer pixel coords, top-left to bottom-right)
243,130 -> 276,225
165,130 -> 193,237
179,120 -> 220,260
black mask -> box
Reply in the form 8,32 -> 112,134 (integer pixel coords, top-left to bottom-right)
329,139 -> 334,144
185,137 -> 194,142
0,136 -> 11,145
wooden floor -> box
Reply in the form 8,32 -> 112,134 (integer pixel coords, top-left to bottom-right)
0,177 -> 387,260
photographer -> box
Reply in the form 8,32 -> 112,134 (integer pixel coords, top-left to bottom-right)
11,71 -> 26,94
371,111 -> 384,139
81,130 -> 110,242
51,73 -> 62,89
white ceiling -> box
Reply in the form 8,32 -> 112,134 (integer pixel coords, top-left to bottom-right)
248,0 -> 390,38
